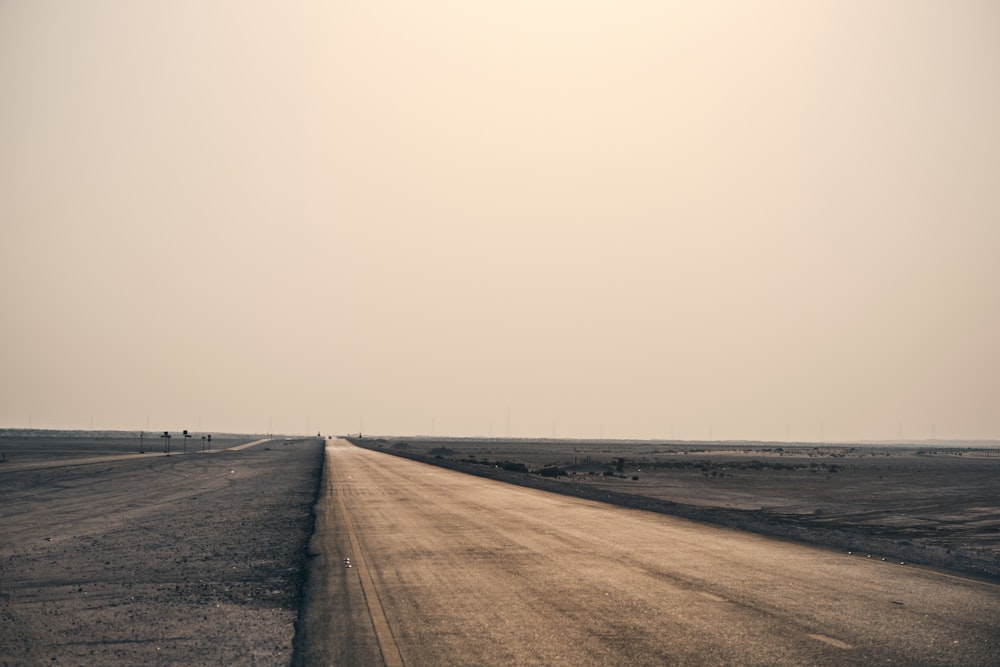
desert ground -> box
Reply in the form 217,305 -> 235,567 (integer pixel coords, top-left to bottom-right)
0,433 -> 322,666
2,432 -> 998,665
350,437 -> 1000,582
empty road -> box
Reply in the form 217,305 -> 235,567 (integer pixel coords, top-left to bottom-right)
295,439 -> 1000,666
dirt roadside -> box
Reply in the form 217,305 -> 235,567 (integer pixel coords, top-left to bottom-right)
0,438 -> 324,667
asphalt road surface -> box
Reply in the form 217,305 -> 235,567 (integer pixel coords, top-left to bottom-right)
295,439 -> 1000,666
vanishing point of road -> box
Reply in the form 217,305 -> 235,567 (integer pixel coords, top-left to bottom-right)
294,439 -> 999,666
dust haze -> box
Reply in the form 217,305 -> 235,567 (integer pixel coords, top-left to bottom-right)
2,1 -> 998,440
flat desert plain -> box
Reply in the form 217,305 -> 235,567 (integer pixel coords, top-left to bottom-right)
0,434 -> 322,666
2,433 -> 999,666
352,437 -> 1000,582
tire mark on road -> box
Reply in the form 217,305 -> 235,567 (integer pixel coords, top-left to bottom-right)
808,633 -> 852,649
332,469 -> 405,667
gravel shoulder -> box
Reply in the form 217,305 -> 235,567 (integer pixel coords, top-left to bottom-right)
0,437 -> 324,667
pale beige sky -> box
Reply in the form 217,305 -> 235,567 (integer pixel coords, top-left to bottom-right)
2,1 -> 998,439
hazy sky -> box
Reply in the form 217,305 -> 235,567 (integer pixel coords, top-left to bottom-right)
2,1 -> 998,440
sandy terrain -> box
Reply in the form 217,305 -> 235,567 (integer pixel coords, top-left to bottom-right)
0,436 -> 323,667
3,432 -> 997,665
352,438 -> 1000,581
